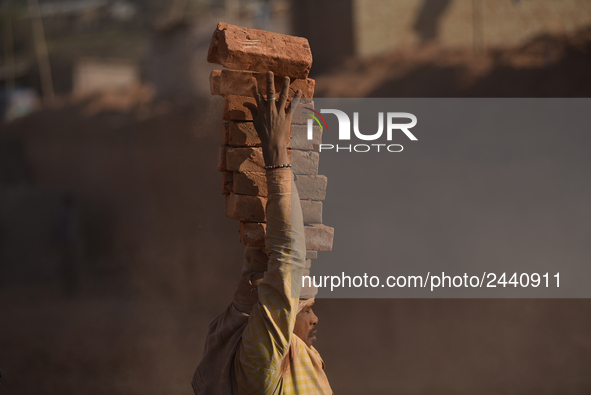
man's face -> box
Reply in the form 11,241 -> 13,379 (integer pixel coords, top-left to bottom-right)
293,301 -> 318,347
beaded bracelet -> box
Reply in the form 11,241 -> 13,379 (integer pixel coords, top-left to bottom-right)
264,163 -> 291,170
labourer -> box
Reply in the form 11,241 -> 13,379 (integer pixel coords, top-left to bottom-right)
192,72 -> 333,394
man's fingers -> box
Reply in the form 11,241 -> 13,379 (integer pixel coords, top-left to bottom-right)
266,71 -> 276,102
244,101 -> 258,120
251,77 -> 263,107
277,76 -> 290,112
286,90 -> 303,117
249,78 -> 263,119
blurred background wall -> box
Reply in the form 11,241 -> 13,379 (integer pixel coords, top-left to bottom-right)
294,0 -> 591,71
0,0 -> 590,394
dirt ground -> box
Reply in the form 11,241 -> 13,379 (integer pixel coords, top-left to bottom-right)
1,27 -> 591,394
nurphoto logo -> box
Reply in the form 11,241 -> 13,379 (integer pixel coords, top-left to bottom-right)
306,108 -> 418,153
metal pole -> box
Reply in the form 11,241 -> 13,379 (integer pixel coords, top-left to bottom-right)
28,0 -> 55,105
4,19 -> 16,95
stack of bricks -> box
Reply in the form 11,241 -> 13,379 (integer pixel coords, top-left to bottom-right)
207,22 -> 334,273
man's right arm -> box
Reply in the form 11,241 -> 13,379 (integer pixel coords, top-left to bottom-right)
233,73 -> 306,393
235,168 -> 306,392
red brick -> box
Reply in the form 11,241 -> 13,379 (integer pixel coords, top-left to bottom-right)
291,124 -> 322,150
305,224 -> 334,251
223,95 -> 310,123
292,150 -> 319,175
221,122 -> 230,145
225,147 -> 315,174
231,172 -> 326,199
215,69 -> 314,98
211,69 -> 301,97
303,258 -> 312,277
217,145 -> 228,172
294,174 -> 327,200
291,99 -> 315,125
225,146 -> 265,172
239,222 -> 266,248
223,95 -> 256,122
210,69 -> 222,96
225,121 -> 319,150
301,199 -> 322,224
226,193 -> 267,222
222,171 -> 233,195
233,171 -> 267,196
227,122 -> 260,147
207,22 -> 312,79
306,250 -> 318,260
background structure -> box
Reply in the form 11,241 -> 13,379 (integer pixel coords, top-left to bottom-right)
1,0 -> 590,394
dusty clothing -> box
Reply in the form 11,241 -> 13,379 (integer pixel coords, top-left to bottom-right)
192,169 -> 332,395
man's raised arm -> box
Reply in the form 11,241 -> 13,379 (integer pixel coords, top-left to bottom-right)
234,72 -> 306,392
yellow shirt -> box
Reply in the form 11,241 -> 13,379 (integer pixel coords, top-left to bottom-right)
193,169 -> 332,395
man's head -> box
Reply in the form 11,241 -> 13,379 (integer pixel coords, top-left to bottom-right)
293,299 -> 318,347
